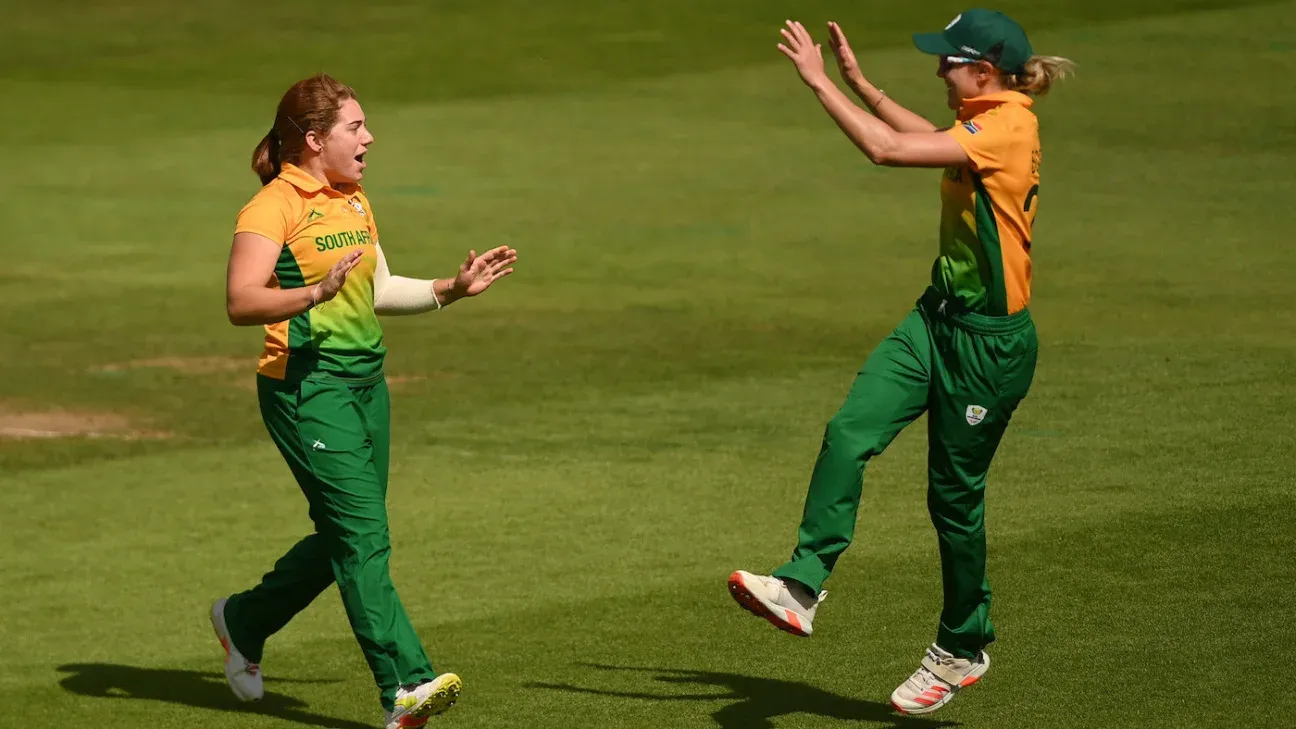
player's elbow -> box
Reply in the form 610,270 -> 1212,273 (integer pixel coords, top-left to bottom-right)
227,308 -> 254,327
867,148 -> 895,166
863,135 -> 902,166
226,295 -> 257,326
871,141 -> 927,168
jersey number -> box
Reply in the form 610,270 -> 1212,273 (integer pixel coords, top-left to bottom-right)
1024,184 -> 1039,213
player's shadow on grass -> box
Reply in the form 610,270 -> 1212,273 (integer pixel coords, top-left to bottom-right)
529,664 -> 958,729
57,663 -> 370,729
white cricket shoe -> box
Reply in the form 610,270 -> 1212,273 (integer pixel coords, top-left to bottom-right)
383,673 -> 463,729
726,570 -> 826,637
890,643 -> 989,714
210,597 -> 264,702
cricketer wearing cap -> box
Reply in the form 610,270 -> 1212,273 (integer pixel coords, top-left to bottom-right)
729,9 -> 1074,716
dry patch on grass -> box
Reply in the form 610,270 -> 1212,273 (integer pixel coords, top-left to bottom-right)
386,374 -> 449,388
90,357 -> 249,375
0,406 -> 169,440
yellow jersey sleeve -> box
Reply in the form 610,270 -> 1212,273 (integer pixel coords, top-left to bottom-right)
235,185 -> 295,244
946,110 -> 1015,174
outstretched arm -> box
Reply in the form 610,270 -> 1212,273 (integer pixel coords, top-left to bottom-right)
810,79 -> 966,167
373,243 -> 517,316
828,22 -> 938,134
779,20 -> 967,168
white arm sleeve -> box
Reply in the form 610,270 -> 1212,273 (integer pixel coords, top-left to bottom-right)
372,243 -> 443,315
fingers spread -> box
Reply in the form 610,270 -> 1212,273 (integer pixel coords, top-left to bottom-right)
480,246 -> 518,265
781,20 -> 821,57
793,21 -> 812,45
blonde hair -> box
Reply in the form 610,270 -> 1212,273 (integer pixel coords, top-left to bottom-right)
1005,55 -> 1076,96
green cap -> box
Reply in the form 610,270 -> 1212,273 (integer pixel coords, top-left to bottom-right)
913,9 -> 1033,74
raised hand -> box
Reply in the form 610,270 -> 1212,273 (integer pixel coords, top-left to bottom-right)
777,20 -> 829,87
450,245 -> 518,298
828,22 -> 865,86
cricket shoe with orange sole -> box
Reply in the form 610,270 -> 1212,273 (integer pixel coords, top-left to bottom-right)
726,570 -> 826,637
209,597 -> 264,702
890,643 -> 989,714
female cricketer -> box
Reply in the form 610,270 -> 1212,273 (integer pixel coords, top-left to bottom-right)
727,11 -> 1073,715
210,73 -> 517,729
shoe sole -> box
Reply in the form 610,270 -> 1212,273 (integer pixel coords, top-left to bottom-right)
891,654 -> 989,715
403,673 -> 463,725
210,598 -> 262,703
726,572 -> 811,638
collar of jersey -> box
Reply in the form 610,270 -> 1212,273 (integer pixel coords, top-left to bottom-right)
279,163 -> 362,197
957,90 -> 1033,121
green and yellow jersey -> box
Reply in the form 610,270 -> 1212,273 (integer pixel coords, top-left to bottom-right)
235,163 -> 385,380
937,90 -> 1041,316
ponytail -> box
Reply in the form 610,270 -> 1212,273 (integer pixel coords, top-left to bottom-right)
252,129 -> 281,186
1007,55 -> 1076,97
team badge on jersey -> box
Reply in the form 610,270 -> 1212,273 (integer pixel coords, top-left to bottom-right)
962,121 -> 982,135
965,405 -> 988,426
350,199 -> 367,216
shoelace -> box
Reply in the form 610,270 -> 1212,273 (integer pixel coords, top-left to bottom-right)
903,648 -> 948,693
904,665 -> 940,693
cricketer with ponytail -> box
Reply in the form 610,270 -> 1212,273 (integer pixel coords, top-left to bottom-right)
212,73 -> 517,729
727,10 -> 1073,715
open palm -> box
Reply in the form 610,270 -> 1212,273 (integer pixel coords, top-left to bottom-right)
777,20 -> 828,86
452,245 -> 518,297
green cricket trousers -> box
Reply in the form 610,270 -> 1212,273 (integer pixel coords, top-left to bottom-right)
222,373 -> 436,710
774,288 -> 1038,658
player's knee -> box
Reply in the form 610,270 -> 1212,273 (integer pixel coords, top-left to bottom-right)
328,524 -> 392,569
823,412 -> 889,458
929,506 -> 986,537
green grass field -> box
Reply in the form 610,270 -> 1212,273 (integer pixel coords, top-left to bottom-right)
3,1 -> 1294,727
